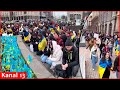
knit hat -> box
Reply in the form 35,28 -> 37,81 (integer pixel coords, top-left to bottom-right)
65,38 -> 73,46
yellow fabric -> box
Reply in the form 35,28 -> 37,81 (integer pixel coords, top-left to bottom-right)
38,38 -> 47,51
57,26 -> 60,32
24,33 -> 30,42
9,29 -> 13,32
98,66 -> 106,79
50,28 -> 55,33
116,50 -> 119,56
71,35 -> 75,40
115,45 -> 120,56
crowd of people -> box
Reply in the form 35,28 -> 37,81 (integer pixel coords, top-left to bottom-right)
0,20 -> 81,78
84,31 -> 120,79
0,19 -> 119,79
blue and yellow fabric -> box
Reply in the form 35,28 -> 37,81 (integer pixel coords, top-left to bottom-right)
49,26 -> 55,33
1,36 -> 34,78
38,36 -> 47,51
98,59 -> 112,79
24,31 -> 30,42
115,44 -> 120,56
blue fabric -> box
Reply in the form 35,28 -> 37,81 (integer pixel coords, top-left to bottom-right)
46,59 -> 53,65
99,59 -> 112,68
40,54 -> 48,63
115,40 -> 119,47
24,31 -> 29,37
1,36 -> 34,78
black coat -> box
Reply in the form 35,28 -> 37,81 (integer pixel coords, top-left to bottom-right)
113,56 -> 119,72
62,46 -> 79,67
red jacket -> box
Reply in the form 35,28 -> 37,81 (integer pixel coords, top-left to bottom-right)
103,46 -> 109,52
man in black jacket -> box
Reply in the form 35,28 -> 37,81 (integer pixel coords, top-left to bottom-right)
113,55 -> 120,79
55,38 -> 80,78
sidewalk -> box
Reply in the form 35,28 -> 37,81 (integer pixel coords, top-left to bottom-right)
17,35 -> 55,78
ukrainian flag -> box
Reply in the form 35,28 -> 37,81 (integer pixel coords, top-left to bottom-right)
50,28 -> 55,33
98,60 -> 107,79
115,45 -> 120,56
98,59 -> 112,79
24,31 -> 30,42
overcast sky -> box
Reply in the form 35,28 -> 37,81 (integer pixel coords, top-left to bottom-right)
53,12 -> 67,18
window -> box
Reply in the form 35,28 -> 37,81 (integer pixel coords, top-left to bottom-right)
70,14 -> 74,20
109,23 -> 112,35
70,14 -> 74,18
105,24 -> 107,33
76,14 -> 81,19
24,11 -> 27,14
112,11 -> 116,17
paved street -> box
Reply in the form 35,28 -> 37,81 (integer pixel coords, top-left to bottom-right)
79,46 -> 117,79
17,35 -> 55,78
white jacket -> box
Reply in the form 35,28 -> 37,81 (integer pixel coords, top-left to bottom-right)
90,45 -> 99,58
48,41 -> 63,67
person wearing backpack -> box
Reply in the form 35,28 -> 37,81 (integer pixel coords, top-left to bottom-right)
54,38 -> 80,78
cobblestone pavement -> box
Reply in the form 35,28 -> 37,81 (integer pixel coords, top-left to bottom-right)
79,47 -> 117,79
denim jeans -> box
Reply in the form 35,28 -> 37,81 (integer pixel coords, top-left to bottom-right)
91,55 -> 98,70
46,59 -> 53,65
116,71 -> 119,79
109,47 -> 113,56
40,54 -> 48,63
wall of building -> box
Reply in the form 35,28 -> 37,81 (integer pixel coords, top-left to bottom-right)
1,11 -> 53,21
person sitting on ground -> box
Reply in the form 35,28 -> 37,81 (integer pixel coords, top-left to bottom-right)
40,40 -> 63,70
52,30 -> 64,48
31,31 -> 39,52
37,33 -> 47,56
54,38 -> 80,78
23,30 -> 31,43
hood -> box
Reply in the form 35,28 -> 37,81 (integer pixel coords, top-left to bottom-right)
52,41 -> 61,52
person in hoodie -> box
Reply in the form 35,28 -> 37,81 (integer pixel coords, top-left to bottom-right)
40,40 -> 63,69
55,38 -> 80,78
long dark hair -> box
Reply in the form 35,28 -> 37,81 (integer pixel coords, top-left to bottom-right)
101,52 -> 112,62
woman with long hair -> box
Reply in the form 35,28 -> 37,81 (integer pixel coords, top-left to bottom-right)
98,52 -> 112,79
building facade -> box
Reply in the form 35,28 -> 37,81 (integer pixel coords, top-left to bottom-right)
1,11 -> 10,21
98,11 -> 118,36
84,11 -> 119,36
1,11 -> 53,21
83,11 -> 99,32
67,12 -> 83,25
